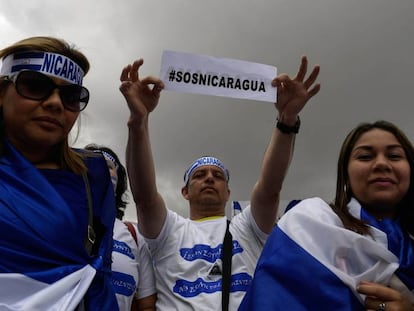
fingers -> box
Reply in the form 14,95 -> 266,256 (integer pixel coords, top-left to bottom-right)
141,76 -> 165,95
120,64 -> 132,82
120,59 -> 144,82
364,296 -> 387,311
272,74 -> 290,87
357,282 -> 409,311
130,59 -> 144,82
307,83 -> 321,99
141,76 -> 164,88
119,59 -> 164,95
357,281 -> 399,300
273,58 -> 320,92
294,56 -> 308,81
304,65 -> 320,89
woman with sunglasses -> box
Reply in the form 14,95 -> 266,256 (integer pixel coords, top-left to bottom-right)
0,37 -> 117,310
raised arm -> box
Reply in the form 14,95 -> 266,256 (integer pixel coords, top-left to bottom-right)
251,56 -> 320,234
119,59 -> 167,238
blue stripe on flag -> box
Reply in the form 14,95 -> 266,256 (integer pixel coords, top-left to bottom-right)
233,201 -> 242,211
239,226 -> 364,311
11,64 -> 42,72
13,51 -> 45,59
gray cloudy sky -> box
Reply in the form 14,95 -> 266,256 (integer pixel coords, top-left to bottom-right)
1,0 -> 413,220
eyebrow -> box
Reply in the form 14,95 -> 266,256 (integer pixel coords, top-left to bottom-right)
352,144 -> 404,151
192,167 -> 225,176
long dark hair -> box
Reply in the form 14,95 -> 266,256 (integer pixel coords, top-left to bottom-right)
84,144 -> 128,220
331,120 -> 414,235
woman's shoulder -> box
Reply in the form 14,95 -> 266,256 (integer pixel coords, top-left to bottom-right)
301,197 -> 329,206
287,197 -> 329,210
281,197 -> 341,226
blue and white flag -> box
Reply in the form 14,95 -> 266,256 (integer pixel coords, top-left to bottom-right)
239,197 -> 414,311
0,141 -> 117,310
0,265 -> 96,310
232,201 -> 250,217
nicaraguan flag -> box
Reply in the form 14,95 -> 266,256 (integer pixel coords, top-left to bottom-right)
232,201 -> 250,217
0,141 -> 117,310
239,197 -> 414,311
0,265 -> 96,310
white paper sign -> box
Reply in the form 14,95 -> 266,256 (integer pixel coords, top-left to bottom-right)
160,50 -> 277,103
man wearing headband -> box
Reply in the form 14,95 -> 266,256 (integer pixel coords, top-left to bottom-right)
0,37 -> 117,309
120,56 -> 320,310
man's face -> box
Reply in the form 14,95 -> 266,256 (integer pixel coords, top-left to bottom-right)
182,165 -> 230,207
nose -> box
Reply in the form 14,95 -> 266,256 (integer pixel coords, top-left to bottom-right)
41,89 -> 64,112
204,170 -> 215,183
373,154 -> 392,171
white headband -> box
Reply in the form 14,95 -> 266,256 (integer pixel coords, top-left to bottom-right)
0,51 -> 84,85
184,156 -> 229,185
92,150 -> 119,170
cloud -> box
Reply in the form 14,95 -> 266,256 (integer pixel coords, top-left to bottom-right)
1,0 -> 413,222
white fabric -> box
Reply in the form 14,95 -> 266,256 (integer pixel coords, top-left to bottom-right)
145,206 -> 267,311
112,219 -> 156,310
280,197 -> 414,302
0,265 -> 96,311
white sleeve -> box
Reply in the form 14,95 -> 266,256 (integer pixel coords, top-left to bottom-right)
231,205 -> 268,246
135,229 -> 156,299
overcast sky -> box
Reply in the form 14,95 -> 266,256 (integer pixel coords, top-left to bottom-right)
1,0 -> 413,220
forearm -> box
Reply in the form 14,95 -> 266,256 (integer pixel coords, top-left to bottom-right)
126,116 -> 166,237
251,117 -> 297,233
132,294 -> 157,311
250,55 -> 320,233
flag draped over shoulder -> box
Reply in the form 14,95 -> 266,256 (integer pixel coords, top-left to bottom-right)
239,197 -> 414,311
0,141 -> 117,310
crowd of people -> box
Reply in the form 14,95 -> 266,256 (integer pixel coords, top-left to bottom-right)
1,34 -> 413,311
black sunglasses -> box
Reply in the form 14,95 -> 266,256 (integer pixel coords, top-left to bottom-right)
6,70 -> 90,112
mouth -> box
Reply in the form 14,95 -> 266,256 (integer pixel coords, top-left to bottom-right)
370,177 -> 396,186
201,187 -> 216,193
33,116 -> 63,128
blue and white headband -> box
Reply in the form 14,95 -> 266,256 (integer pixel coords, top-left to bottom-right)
184,156 -> 229,185
93,150 -> 119,170
102,151 -> 119,170
0,51 -> 84,85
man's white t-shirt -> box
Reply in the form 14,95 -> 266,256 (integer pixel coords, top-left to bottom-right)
112,219 -> 156,310
145,206 -> 267,311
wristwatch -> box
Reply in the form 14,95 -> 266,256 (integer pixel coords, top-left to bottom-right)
276,116 -> 300,134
